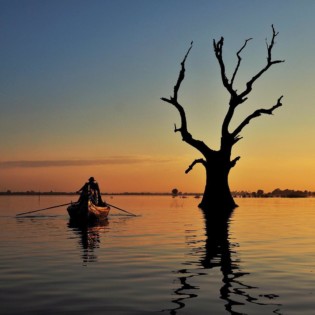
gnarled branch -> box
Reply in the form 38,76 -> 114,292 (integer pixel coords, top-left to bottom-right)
239,25 -> 285,101
232,96 -> 283,138
217,26 -> 284,139
173,41 -> 193,101
230,156 -> 241,168
161,42 -> 213,155
161,42 -> 193,139
213,37 -> 236,98
185,158 -> 206,174
231,38 -> 252,86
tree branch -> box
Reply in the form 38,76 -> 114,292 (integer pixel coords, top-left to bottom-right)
214,37 -> 253,138
231,38 -> 252,86
185,158 -> 206,174
161,42 -> 193,137
173,41 -> 193,101
217,26 -> 284,139
232,96 -> 283,137
161,42 -> 213,156
213,37 -> 236,98
230,156 -> 241,168
239,25 -> 285,100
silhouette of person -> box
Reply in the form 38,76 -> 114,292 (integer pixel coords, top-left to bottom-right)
77,177 -> 104,205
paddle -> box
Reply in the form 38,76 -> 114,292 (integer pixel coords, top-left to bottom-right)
106,202 -> 139,217
16,202 -> 74,217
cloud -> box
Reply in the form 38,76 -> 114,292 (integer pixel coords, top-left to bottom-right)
0,156 -> 175,168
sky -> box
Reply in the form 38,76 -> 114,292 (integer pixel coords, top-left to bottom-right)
1,0 -> 315,193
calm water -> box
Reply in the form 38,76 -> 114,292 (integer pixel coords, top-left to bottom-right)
1,196 -> 315,315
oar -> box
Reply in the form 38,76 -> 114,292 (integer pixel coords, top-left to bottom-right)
16,202 -> 73,217
106,202 -> 139,217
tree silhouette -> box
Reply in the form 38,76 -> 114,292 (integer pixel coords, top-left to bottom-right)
161,25 -> 284,211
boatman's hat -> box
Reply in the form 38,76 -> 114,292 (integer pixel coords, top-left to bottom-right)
89,177 -> 95,182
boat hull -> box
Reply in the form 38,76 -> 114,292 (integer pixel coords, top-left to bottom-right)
67,200 -> 110,222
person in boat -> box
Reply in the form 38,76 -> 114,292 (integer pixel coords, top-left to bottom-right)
77,177 -> 105,206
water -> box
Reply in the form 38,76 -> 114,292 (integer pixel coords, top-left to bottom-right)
1,195 -> 315,314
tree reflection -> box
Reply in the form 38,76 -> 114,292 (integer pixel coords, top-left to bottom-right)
163,209 -> 282,314
67,219 -> 109,265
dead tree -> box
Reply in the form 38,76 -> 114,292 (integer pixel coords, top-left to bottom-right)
161,26 -> 284,211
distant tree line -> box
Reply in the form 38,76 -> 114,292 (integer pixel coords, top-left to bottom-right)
233,188 -> 314,198
0,188 -> 314,198
0,190 -> 200,196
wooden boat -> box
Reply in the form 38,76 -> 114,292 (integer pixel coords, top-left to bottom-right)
67,199 -> 110,222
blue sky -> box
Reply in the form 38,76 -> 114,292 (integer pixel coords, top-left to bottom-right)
1,0 -> 315,192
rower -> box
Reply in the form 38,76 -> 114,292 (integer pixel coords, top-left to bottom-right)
77,177 -> 103,205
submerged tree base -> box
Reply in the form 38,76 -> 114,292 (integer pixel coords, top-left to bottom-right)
198,192 -> 239,214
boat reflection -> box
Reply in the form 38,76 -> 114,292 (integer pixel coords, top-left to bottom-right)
163,209 -> 282,315
67,219 -> 109,265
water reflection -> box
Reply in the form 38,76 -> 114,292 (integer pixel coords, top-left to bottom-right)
170,197 -> 185,208
163,209 -> 282,315
68,219 -> 109,265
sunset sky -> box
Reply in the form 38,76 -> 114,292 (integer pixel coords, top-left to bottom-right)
1,0 -> 315,193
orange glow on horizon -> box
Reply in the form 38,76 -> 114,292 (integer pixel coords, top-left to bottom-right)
2,154 -> 315,194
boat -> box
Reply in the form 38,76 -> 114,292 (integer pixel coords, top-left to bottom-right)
67,199 -> 110,223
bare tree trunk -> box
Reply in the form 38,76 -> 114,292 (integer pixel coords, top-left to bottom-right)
199,154 -> 237,211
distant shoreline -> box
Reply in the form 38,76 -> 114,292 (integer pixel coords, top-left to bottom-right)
0,191 -> 201,196
0,189 -> 314,198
